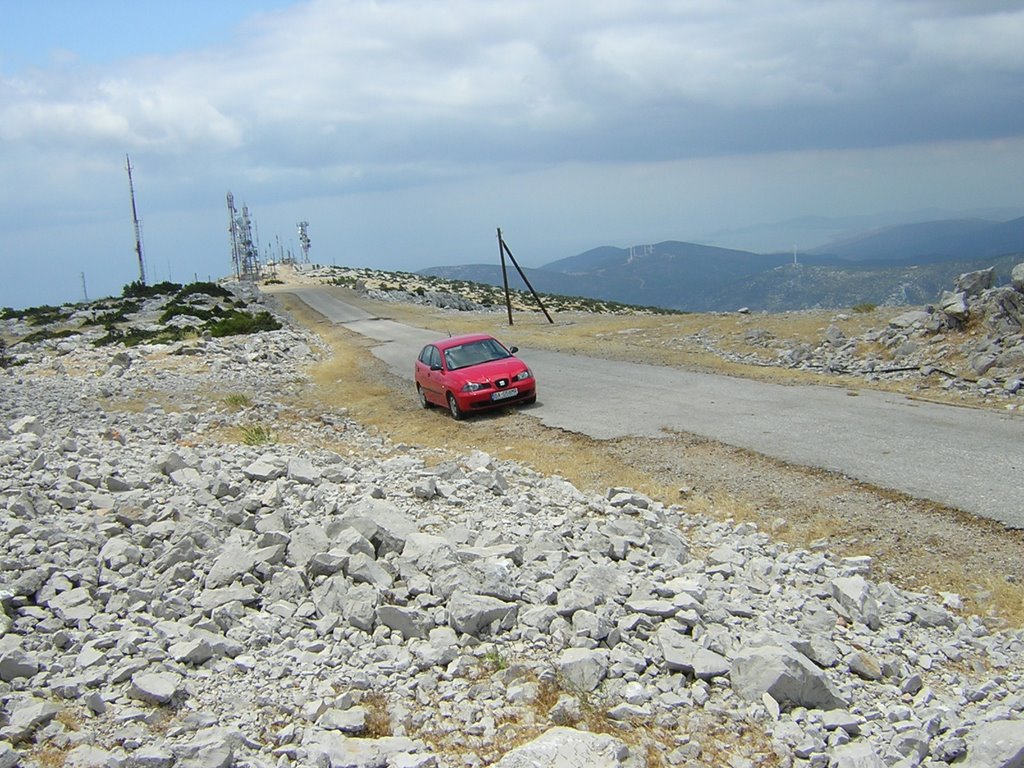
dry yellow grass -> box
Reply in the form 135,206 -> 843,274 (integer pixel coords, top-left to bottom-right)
272,287 -> 1024,626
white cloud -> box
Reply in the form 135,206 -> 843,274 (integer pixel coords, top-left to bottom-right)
1,0 -> 1023,308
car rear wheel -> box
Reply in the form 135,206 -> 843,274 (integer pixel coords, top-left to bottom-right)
417,385 -> 431,409
447,393 -> 464,420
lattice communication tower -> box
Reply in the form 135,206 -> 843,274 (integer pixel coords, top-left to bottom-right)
226,192 -> 261,281
297,221 -> 311,264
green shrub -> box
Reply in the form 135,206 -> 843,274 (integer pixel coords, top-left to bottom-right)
122,280 -> 182,299
82,301 -> 142,327
176,281 -> 232,299
852,302 -> 877,314
10,305 -> 70,326
18,328 -> 81,345
158,302 -> 229,324
207,311 -> 281,338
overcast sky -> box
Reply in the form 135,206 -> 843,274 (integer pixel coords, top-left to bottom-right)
2,0 -> 1023,308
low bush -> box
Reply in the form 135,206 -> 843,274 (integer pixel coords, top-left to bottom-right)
18,328 -> 81,345
176,281 -> 232,300
159,302 -> 229,324
122,280 -> 182,299
207,311 -> 281,338
83,301 -> 142,326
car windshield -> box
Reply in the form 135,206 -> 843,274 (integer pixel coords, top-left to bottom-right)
444,339 -> 511,371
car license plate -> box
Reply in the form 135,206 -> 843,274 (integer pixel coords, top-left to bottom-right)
491,388 -> 518,401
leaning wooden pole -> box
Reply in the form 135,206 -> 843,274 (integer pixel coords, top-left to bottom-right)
500,234 -> 554,324
497,228 -> 514,326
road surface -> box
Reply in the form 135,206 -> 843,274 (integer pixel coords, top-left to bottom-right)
284,286 -> 1024,528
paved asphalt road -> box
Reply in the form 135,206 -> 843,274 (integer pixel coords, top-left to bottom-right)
286,286 -> 1024,528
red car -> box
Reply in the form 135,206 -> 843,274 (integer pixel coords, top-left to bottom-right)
415,333 -> 537,419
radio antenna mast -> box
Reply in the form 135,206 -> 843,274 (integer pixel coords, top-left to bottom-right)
297,221 -> 311,264
125,154 -> 146,285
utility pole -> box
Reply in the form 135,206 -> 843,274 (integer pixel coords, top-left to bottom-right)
496,228 -> 553,325
125,154 -> 146,285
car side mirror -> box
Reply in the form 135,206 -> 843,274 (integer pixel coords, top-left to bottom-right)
509,346 -> 519,354
430,363 -> 443,371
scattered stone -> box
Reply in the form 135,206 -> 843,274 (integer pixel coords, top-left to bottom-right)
1,278 -> 1021,767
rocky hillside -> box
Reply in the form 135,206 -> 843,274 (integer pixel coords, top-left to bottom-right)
704,264 -> 1024,401
3,282 -> 1024,767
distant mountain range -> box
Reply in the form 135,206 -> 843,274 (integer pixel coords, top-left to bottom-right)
420,216 -> 1024,312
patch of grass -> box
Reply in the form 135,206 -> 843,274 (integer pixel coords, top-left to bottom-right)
30,745 -> 71,768
56,708 -> 83,730
482,648 -> 508,672
852,302 -> 878,313
361,692 -> 392,738
224,393 -> 253,409
240,423 -> 275,445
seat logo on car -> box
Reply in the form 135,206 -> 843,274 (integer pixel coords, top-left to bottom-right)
497,378 -> 509,388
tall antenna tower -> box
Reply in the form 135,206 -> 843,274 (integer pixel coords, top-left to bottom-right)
225,191 -> 261,282
125,154 -> 146,285
297,221 -> 311,264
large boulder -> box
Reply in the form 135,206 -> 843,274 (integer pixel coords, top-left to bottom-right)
730,642 -> 847,711
955,267 -> 996,297
974,287 -> 1024,335
960,719 -> 1024,768
492,727 -> 641,768
1012,262 -> 1024,293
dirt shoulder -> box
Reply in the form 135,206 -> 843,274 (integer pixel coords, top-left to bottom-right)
269,282 -> 1024,627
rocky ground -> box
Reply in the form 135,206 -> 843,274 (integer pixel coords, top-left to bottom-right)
3,282 -> 1024,767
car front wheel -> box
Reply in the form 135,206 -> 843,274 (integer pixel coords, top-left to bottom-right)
417,385 -> 431,409
447,393 -> 464,420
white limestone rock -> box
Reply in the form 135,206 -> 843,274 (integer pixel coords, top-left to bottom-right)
492,727 -> 640,768
448,592 -> 517,636
557,648 -> 609,693
129,671 -> 183,705
656,627 -> 730,680
730,643 -> 847,711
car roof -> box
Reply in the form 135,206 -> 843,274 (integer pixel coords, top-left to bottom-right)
429,333 -> 499,352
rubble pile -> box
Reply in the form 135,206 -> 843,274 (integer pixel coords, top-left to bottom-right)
2,297 -> 1024,767
718,265 -> 1024,402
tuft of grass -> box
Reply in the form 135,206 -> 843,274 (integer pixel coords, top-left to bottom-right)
240,423 -> 275,445
224,393 -> 253,409
852,302 -> 877,313
482,648 -> 508,672
361,692 -> 392,738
